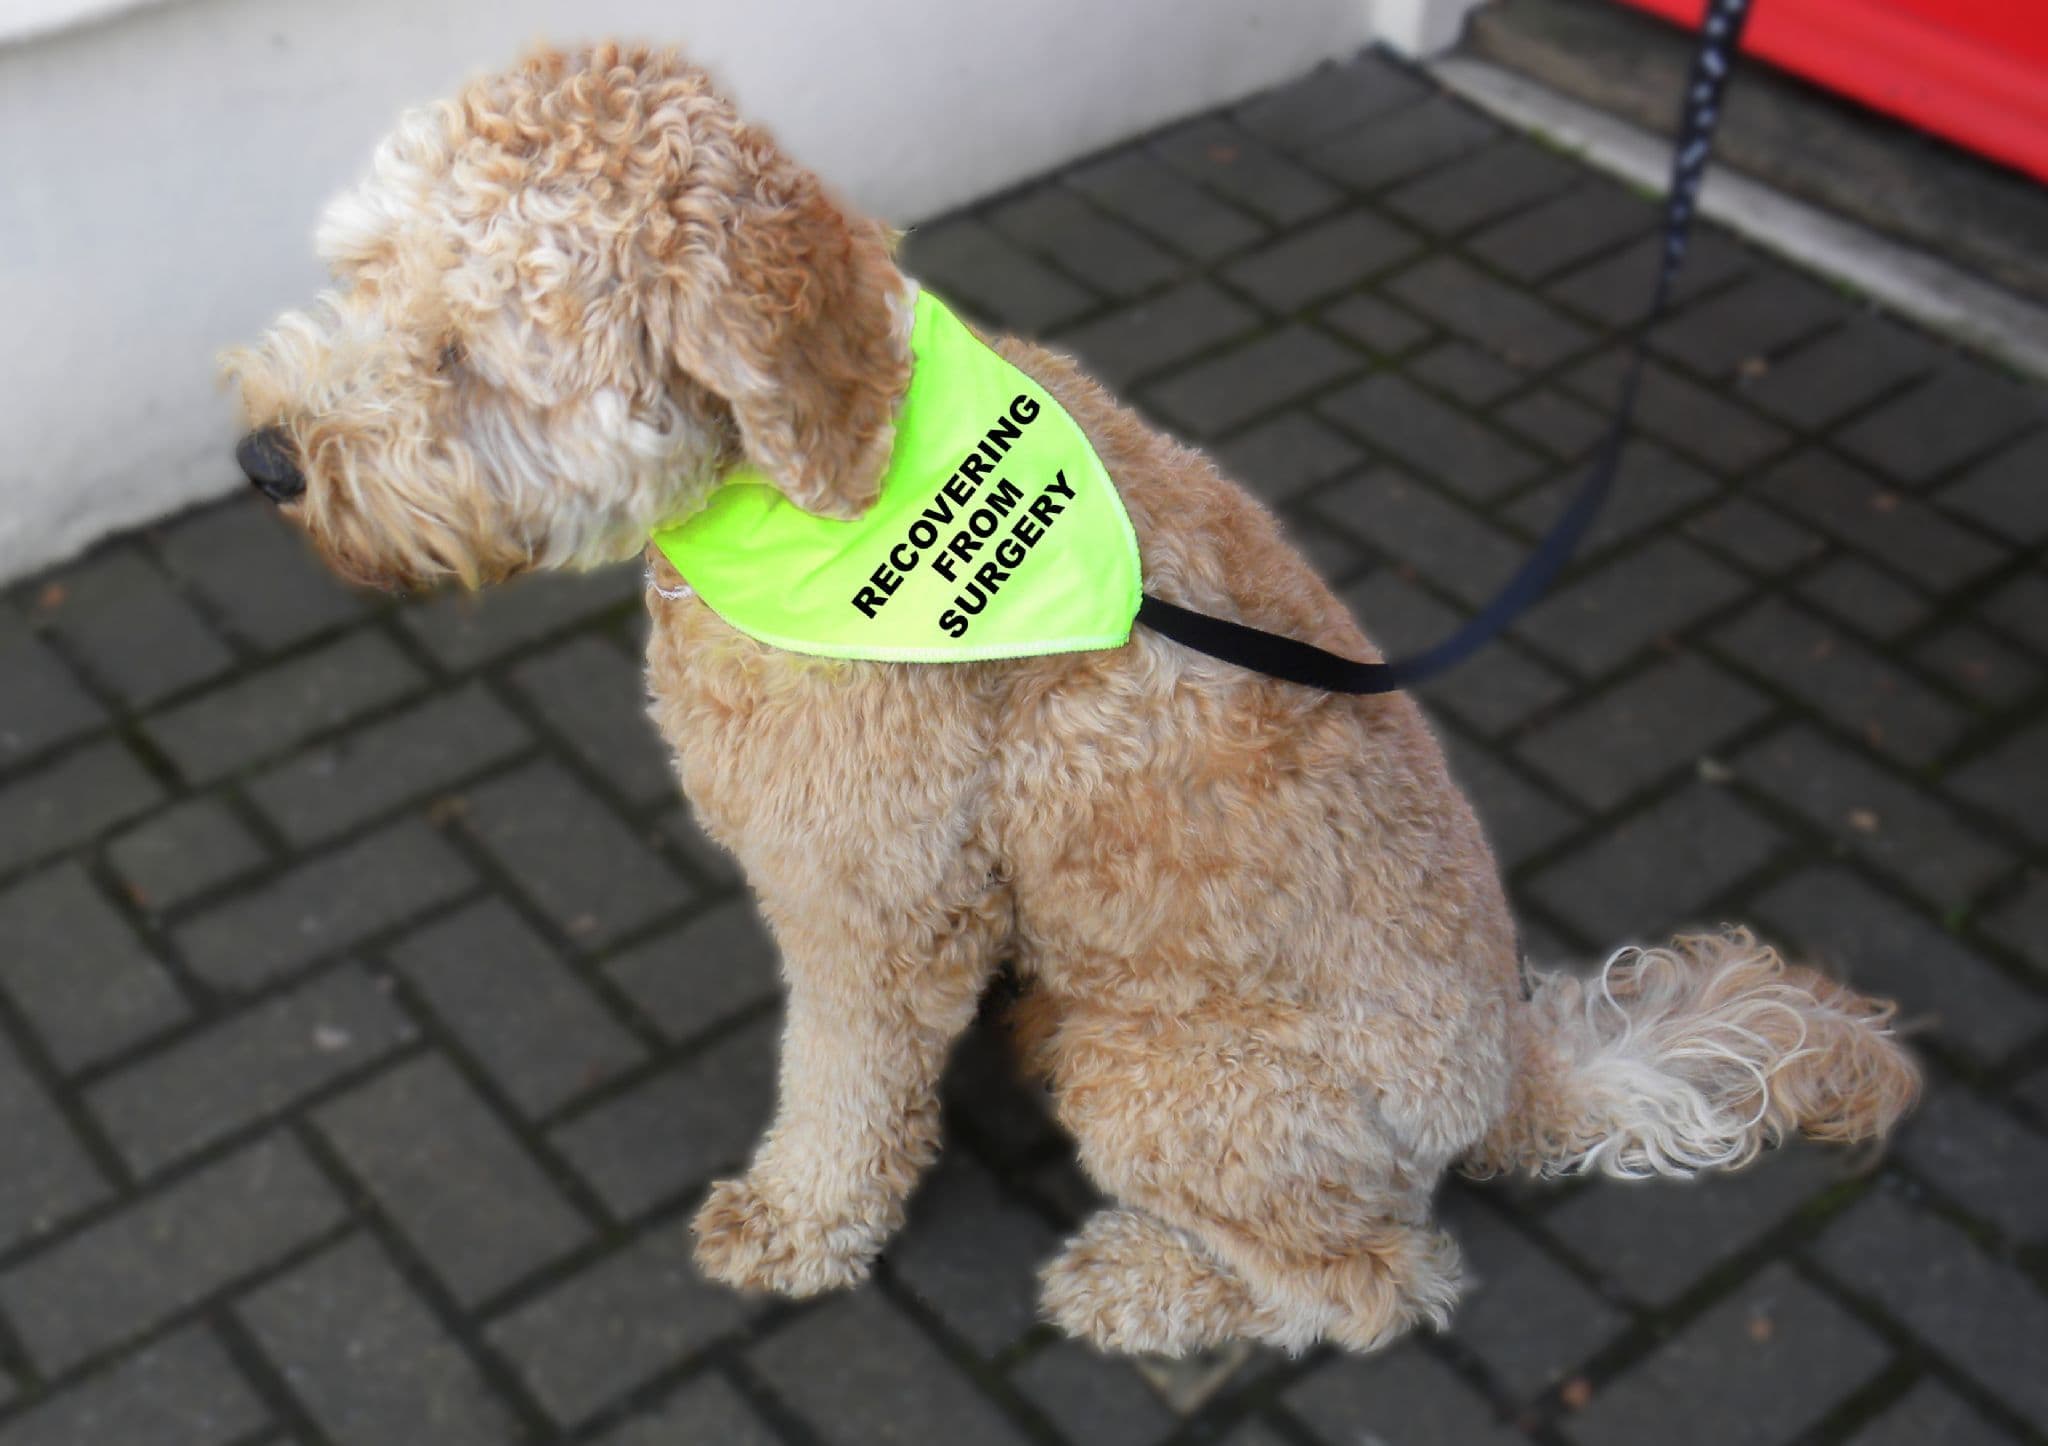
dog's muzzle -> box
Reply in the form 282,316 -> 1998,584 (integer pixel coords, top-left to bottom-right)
237,426 -> 304,503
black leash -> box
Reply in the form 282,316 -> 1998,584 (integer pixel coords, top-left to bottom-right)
1138,0 -> 1756,695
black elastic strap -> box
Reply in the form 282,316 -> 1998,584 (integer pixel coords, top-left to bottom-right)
1138,0 -> 1755,696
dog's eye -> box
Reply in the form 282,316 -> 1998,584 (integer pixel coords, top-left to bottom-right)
437,342 -> 464,373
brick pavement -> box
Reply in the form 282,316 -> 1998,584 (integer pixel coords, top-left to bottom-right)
2,47 -> 2045,1445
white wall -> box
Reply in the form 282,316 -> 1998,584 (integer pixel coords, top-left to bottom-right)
0,0 -> 1368,582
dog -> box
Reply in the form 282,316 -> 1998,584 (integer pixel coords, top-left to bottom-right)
224,43 -> 1919,1357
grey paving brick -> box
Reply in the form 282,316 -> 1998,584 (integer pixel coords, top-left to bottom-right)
0,1032 -> 106,1251
0,1135 -> 343,1372
891,1153 -> 1060,1357
1213,411 -> 1364,506
595,1375 -> 779,1446
239,1235 -> 514,1446
1712,599 -> 1967,767
0,607 -> 103,766
1982,873 -> 2048,975
1146,326 -> 1358,438
507,637 -> 670,807
247,682 -> 530,843
1152,117 -> 1342,225
1812,1188 -> 2048,1421
749,1286 -> 1032,1446
1385,139 -> 1578,235
1734,725 -> 2009,908
1285,1341 -> 1523,1445
1286,517 -> 1370,585
1468,179 -> 1656,281
0,861 -> 187,1070
106,797 -> 267,910
144,630 -> 423,784
1517,537 -> 1747,677
154,502 -> 367,652
1978,572 -> 2048,655
1544,1143 -> 1840,1306
900,217 -> 1094,334
1439,734 -> 1580,872
1063,151 -> 1266,261
1315,468 -> 1523,605
1220,207 -> 1420,311
488,1215 -> 758,1424
90,963 -> 412,1174
1013,1341 -> 1175,1446
37,548 -> 234,707
1650,270 -> 1846,378
1443,1197 -> 1629,1397
1304,95 -> 1497,191
0,738 -> 164,876
1564,351 -> 1789,473
1752,866 -> 2045,1062
1796,556 -> 1929,640
1563,1263 -> 1887,1446
462,761 -> 684,946
1320,373 -> 1542,500
1234,52 -> 1429,150
0,1327 -> 267,1446
1505,440 -> 1721,557
1899,1082 -> 2048,1241
606,898 -> 778,1043
1743,316 -> 1937,430
1914,623 -> 2042,708
1836,360 -> 2043,486
1946,719 -> 2048,849
398,565 -> 642,672
1497,387 -> 1611,459
987,186 -> 1180,298
1548,230 -> 1749,327
1344,572 -> 1573,737
1318,290 -> 1431,355
1218,1419 -> 1298,1446
317,1054 -> 586,1304
390,899 -> 642,1117
1517,654 -> 1770,811
1762,449 -> 2003,592
549,1016 -> 777,1218
1937,429 -> 2048,542
658,801 -> 745,889
1528,782 -> 1782,942
1054,281 -> 1260,389
1846,1381 -> 2014,1446
1683,496 -> 1827,575
1389,254 -> 1593,370
173,819 -> 475,990
1412,340 -> 1523,405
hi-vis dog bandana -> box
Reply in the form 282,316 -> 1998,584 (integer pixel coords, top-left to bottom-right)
648,290 -> 1141,663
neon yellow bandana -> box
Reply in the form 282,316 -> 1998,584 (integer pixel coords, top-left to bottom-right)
648,290 -> 1141,663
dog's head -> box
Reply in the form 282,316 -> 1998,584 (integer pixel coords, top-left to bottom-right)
223,43 -> 910,590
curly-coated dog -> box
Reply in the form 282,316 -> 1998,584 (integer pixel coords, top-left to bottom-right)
225,44 -> 1919,1356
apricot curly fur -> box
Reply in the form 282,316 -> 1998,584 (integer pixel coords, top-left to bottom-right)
229,42 -> 1920,1357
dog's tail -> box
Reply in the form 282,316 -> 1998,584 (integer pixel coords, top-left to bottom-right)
1463,928 -> 1918,1181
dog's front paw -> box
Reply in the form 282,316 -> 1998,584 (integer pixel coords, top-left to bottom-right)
691,1176 -> 878,1297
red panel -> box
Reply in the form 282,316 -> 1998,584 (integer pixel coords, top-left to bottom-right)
1613,0 -> 2048,183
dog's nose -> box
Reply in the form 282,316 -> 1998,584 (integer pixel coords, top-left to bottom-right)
237,426 -> 304,502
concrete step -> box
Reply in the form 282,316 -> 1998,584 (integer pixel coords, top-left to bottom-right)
1461,0 -> 2048,307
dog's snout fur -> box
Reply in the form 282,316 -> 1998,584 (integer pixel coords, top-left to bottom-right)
236,425 -> 303,502
222,40 -> 1918,1362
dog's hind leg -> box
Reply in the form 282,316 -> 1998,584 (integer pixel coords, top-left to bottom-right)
1040,1206 -> 1258,1355
1046,1031 -> 1465,1356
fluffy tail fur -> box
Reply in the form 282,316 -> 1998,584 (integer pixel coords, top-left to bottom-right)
1465,928 -> 1919,1180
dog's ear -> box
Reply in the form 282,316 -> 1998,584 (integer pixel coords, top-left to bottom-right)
652,137 -> 909,520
